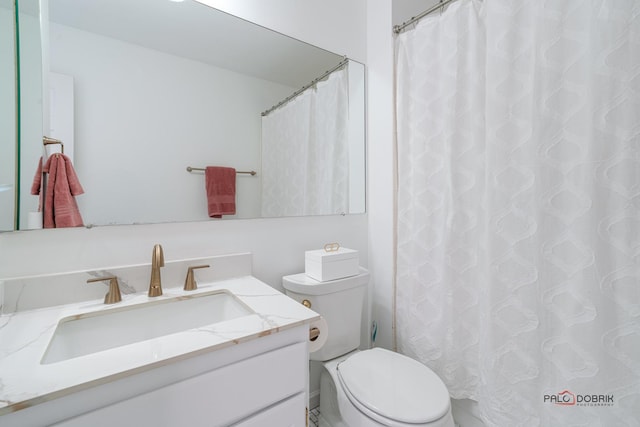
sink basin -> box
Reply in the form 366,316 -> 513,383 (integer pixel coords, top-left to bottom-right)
41,290 -> 253,364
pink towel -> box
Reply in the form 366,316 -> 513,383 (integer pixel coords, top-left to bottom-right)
205,166 -> 236,218
31,154 -> 85,228
31,157 -> 43,196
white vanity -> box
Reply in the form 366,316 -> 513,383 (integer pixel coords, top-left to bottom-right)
0,253 -> 319,426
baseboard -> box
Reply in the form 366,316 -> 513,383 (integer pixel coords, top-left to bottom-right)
309,389 -> 320,410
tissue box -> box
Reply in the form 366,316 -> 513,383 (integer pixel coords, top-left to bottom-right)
305,247 -> 359,282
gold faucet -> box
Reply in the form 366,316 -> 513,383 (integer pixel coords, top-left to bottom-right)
149,244 -> 164,297
87,276 -> 122,304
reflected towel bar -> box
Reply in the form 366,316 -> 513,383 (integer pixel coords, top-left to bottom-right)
186,166 -> 256,176
43,136 -> 64,154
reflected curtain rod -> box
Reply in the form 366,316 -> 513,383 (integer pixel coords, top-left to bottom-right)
261,56 -> 349,117
186,166 -> 257,176
393,0 -> 458,34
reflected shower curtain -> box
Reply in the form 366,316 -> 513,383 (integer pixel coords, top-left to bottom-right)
261,68 -> 349,217
395,1 -> 639,425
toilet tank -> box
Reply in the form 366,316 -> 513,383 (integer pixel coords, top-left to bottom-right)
282,268 -> 369,361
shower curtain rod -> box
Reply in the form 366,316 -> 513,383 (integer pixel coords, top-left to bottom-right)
261,57 -> 349,117
393,0 -> 458,34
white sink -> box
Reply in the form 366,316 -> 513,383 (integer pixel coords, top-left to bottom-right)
41,290 -> 253,364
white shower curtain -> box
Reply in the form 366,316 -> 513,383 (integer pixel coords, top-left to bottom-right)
261,68 -> 349,217
395,1 -> 639,426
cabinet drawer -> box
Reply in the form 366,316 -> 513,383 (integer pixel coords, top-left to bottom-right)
54,342 -> 308,427
232,392 -> 306,427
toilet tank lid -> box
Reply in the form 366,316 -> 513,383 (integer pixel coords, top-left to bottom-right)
337,348 -> 451,424
282,268 -> 369,295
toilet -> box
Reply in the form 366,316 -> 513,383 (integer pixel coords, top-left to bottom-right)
283,269 -> 455,427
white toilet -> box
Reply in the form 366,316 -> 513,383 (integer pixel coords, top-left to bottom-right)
283,269 -> 455,427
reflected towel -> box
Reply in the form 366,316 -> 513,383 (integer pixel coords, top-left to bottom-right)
31,157 -> 44,212
39,154 -> 84,228
205,166 -> 236,218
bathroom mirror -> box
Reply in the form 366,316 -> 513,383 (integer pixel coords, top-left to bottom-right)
6,0 -> 365,230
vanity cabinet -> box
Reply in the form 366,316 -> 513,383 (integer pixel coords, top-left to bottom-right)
4,326 -> 310,427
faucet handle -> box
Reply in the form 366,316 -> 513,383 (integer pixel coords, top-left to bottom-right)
184,265 -> 210,291
87,276 -> 122,304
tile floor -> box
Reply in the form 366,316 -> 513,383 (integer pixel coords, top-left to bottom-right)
309,407 -> 320,427
308,407 -> 462,427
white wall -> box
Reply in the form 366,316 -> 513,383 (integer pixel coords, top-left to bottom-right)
366,0 -> 396,350
348,61 -> 366,214
50,23 -> 295,225
393,0 -> 442,27
0,215 -> 367,289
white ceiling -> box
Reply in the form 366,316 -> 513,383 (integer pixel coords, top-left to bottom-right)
47,0 -> 343,88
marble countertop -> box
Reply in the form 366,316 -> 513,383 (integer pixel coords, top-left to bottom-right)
0,275 -> 319,416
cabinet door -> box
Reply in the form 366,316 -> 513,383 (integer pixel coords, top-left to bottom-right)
232,393 -> 306,427
53,342 -> 307,427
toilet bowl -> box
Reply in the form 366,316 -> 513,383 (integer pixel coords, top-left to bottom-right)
283,270 -> 455,427
319,349 -> 455,427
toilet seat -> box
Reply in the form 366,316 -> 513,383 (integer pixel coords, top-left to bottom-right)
336,348 -> 451,425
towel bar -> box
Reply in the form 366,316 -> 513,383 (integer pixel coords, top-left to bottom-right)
186,166 -> 256,176
43,136 -> 64,154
